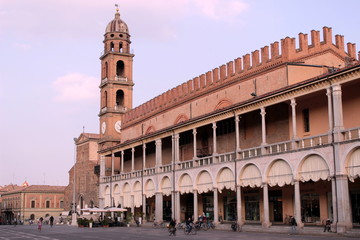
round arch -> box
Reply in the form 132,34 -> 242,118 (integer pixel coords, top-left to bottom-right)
122,182 -> 131,208
104,185 -> 110,207
298,154 -> 330,182
145,179 -> 155,198
161,176 -> 172,196
266,159 -> 293,187
217,167 -> 235,192
113,184 -> 120,207
179,174 -> 193,194
133,181 -> 142,207
239,164 -> 262,187
346,147 -> 360,182
196,170 -> 213,193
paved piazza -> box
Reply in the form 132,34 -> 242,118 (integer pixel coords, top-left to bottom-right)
0,225 -> 357,240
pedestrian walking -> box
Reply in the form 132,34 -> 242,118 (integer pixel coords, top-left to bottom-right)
324,219 -> 331,232
290,216 -> 297,234
38,217 -> 43,231
49,216 -> 54,227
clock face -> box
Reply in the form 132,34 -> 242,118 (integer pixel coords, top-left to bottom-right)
115,121 -> 122,133
101,122 -> 106,134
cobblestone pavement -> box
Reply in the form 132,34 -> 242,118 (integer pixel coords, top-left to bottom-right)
0,224 -> 357,240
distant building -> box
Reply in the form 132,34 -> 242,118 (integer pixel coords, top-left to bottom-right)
64,133 -> 100,214
0,183 -> 65,224
95,8 -> 360,233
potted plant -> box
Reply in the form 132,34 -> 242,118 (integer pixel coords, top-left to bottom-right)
124,212 -> 133,227
89,218 -> 93,228
101,218 -> 109,227
77,218 -> 84,227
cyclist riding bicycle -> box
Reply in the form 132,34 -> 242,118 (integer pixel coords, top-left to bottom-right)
185,217 -> 193,233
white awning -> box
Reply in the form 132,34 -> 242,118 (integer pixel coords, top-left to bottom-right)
161,177 -> 172,196
347,148 -> 360,182
299,155 -> 330,182
179,174 -> 193,194
239,164 -> 262,188
268,160 -> 293,187
122,183 -> 131,208
145,180 -> 155,198
197,171 -> 213,194
217,168 -> 235,192
133,182 -> 142,207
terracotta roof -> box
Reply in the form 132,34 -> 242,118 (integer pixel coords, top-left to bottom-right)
1,185 -> 66,195
0,184 -> 23,193
22,185 -> 66,192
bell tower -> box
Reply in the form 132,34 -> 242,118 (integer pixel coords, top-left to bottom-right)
99,7 -> 134,148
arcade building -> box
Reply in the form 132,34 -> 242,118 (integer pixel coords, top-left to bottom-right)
96,9 -> 360,233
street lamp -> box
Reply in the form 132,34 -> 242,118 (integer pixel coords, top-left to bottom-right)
71,137 -> 78,226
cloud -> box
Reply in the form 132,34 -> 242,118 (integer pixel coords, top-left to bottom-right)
52,73 -> 98,102
0,0 -> 248,40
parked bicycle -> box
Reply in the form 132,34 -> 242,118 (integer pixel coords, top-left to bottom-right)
231,221 -> 242,232
176,222 -> 185,230
152,221 -> 166,229
207,220 -> 215,229
194,221 -> 209,231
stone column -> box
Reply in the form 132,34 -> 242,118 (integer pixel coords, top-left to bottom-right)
294,180 -> 303,228
193,129 -> 197,159
332,84 -> 344,131
143,143 -> 146,169
155,192 -> 163,222
331,177 -> 338,232
260,107 -> 267,146
174,134 -> 180,164
335,174 -> 352,232
235,115 -> 240,151
121,151 -> 124,172
193,190 -> 198,221
212,123 -> 217,155
175,191 -> 181,222
262,183 -> 270,228
142,194 -> 147,222
326,88 -> 333,143
213,188 -> 219,224
155,139 -> 162,171
290,98 -> 297,139
111,152 -> 115,176
236,185 -> 242,225
131,147 -> 135,172
131,195 -> 135,223
171,191 -> 175,220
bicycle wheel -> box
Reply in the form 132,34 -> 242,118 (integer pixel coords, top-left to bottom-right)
201,223 -> 209,231
160,222 -> 166,228
184,228 -> 189,235
191,228 -> 197,235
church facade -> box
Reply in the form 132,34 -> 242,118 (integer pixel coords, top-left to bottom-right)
97,9 -> 360,233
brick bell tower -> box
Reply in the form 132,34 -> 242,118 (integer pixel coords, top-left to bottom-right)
99,7 -> 134,148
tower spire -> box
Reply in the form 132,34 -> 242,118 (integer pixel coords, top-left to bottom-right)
115,4 -> 119,13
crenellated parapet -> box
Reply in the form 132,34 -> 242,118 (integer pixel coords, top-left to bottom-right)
122,27 -> 358,127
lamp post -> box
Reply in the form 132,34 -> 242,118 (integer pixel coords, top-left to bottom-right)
71,137 -> 78,226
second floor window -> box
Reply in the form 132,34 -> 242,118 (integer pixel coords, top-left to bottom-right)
46,200 -> 50,208
31,200 -> 35,208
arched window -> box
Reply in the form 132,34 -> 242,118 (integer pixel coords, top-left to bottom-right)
110,42 -> 114,51
30,214 -> 35,220
116,90 -> 124,106
119,42 -> 123,53
116,61 -> 125,77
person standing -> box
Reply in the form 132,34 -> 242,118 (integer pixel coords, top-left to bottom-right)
49,216 -> 54,227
